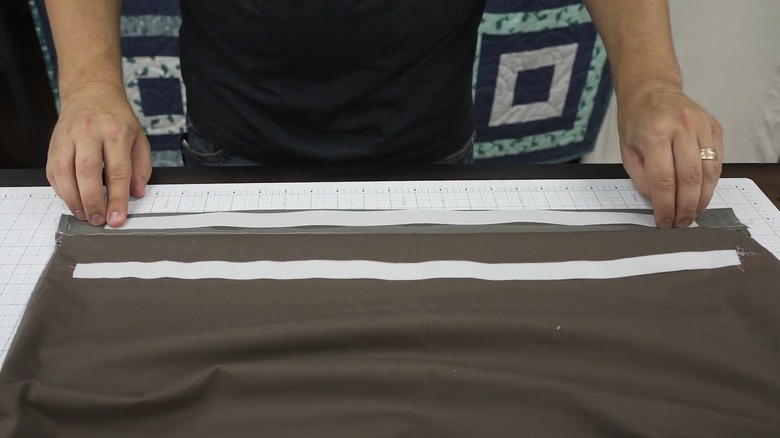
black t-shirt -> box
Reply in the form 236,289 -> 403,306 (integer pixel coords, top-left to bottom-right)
180,1 -> 486,164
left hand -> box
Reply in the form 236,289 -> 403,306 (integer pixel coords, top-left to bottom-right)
617,79 -> 723,229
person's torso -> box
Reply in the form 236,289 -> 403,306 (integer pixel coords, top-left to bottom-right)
180,0 -> 486,163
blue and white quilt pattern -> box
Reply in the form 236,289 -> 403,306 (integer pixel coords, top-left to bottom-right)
474,0 -> 612,163
118,1 -> 184,165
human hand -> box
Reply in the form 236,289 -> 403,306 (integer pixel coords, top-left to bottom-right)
617,79 -> 723,229
46,81 -> 152,227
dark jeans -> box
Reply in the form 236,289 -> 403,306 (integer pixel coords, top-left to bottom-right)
181,123 -> 475,166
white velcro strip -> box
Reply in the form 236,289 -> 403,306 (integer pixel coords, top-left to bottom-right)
73,250 -> 738,281
107,210 -> 680,230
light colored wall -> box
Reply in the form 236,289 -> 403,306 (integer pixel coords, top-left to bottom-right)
584,0 -> 780,164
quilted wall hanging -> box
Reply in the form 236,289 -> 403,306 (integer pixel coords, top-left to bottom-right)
29,0 -> 612,166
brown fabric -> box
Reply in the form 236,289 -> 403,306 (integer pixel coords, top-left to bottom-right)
1,228 -> 780,437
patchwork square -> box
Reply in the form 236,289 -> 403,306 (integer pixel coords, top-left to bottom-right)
473,3 -> 613,163
512,65 -> 554,107
138,77 -> 184,117
476,24 -> 596,141
492,44 -> 578,127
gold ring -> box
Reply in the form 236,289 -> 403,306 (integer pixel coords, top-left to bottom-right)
700,148 -> 718,161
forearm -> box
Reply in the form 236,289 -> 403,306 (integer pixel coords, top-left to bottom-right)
584,0 -> 681,98
44,0 -> 123,99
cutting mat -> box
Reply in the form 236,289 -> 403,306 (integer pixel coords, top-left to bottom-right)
1,178 -> 779,365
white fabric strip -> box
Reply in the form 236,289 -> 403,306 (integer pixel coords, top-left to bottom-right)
108,210 -> 682,231
73,250 -> 739,281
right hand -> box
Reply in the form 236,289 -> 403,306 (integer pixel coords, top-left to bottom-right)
46,81 -> 152,227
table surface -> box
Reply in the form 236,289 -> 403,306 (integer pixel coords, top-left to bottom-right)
2,164 -> 779,208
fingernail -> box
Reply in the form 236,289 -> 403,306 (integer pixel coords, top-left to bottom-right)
109,211 -> 123,225
660,220 -> 673,229
75,210 -> 87,221
90,214 -> 105,226
677,220 -> 692,229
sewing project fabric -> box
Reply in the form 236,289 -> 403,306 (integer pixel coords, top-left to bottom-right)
1,215 -> 779,437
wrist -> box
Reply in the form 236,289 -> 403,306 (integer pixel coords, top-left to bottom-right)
616,75 -> 683,106
60,77 -> 125,103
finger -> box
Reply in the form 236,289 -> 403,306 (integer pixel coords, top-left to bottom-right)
74,137 -> 107,226
697,118 -> 724,213
671,126 -> 702,228
642,138 -> 677,228
621,146 -> 651,200
46,163 -> 59,197
103,128 -> 135,228
130,132 -> 152,199
48,140 -> 87,221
